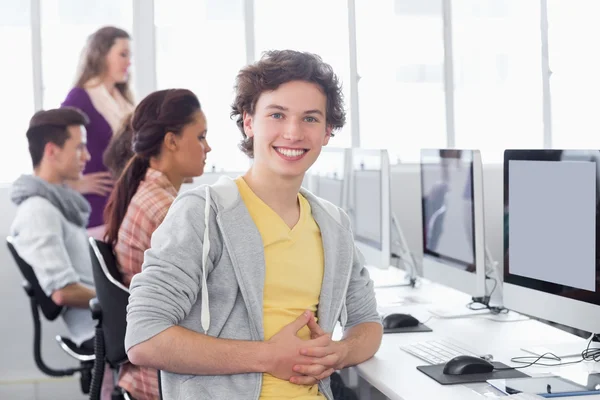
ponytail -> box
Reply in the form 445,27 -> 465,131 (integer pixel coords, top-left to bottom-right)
103,88 -> 202,245
103,155 -> 149,245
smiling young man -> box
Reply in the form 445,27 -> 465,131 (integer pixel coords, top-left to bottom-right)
124,50 -> 383,399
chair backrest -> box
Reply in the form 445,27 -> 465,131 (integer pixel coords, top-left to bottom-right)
6,236 -> 63,321
88,238 -> 129,367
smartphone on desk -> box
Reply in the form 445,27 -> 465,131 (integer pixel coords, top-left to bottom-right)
488,374 -> 600,398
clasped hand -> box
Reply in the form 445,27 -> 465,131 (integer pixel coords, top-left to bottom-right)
266,310 -> 347,386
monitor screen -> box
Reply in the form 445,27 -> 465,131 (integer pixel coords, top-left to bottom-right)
504,149 -> 600,306
350,149 -> 391,269
352,151 -> 386,249
421,149 -> 475,270
354,169 -> 382,248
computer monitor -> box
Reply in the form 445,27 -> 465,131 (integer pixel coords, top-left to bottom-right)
305,147 -> 351,209
503,149 -> 600,355
349,149 -> 391,269
420,149 -> 487,298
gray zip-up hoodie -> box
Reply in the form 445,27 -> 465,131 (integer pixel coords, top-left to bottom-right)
125,176 -> 381,400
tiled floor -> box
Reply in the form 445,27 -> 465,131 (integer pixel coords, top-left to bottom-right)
0,377 -> 86,400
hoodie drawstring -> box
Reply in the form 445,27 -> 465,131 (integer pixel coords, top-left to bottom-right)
200,186 -> 211,333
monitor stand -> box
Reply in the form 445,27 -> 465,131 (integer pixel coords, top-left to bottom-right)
522,333 -> 600,358
386,213 -> 419,289
425,246 -> 500,319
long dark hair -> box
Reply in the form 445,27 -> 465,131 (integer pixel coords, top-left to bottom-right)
103,89 -> 201,245
75,26 -> 134,103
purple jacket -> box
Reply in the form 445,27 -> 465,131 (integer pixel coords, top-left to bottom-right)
62,87 -> 113,228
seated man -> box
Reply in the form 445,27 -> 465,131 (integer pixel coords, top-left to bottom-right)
11,107 -> 96,348
125,50 -> 382,399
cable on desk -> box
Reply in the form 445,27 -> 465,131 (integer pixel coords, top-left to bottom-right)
495,335 -> 600,371
468,276 -> 509,315
581,334 -> 600,361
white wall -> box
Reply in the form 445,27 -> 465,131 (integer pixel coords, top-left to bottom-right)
0,166 -> 505,382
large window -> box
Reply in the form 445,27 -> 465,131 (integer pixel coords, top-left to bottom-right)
0,0 -> 34,182
155,0 -> 248,172
8,0 -> 597,178
547,0 -> 600,149
452,0 -> 543,161
356,0 -> 447,163
254,0 -> 352,149
41,0 -> 132,109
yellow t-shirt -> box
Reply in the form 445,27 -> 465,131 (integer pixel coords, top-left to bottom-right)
235,177 -> 325,399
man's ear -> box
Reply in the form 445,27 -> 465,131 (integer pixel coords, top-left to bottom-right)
323,125 -> 333,146
243,111 -> 254,138
43,142 -> 58,162
163,131 -> 178,151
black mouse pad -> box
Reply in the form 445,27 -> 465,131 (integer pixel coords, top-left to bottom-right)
383,323 -> 432,334
416,362 -> 528,385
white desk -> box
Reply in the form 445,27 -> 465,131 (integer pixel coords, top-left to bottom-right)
355,268 -> 600,399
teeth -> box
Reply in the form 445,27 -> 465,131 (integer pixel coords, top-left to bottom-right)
276,148 -> 306,157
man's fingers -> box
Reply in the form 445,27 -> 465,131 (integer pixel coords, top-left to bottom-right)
288,311 -> 311,334
316,368 -> 336,381
290,375 -> 319,386
311,353 -> 339,368
307,315 -> 326,336
306,333 -> 331,349
293,363 -> 327,376
300,345 -> 334,358
290,368 -> 336,385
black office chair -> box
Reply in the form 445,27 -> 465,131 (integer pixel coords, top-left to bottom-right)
88,237 -> 136,400
6,236 -> 95,394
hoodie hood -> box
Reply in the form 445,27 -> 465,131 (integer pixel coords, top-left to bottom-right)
11,175 -> 91,228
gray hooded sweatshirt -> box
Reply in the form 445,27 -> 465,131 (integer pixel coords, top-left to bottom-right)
10,174 -> 95,345
125,176 -> 381,399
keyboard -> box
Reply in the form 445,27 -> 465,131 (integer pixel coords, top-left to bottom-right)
400,338 -> 480,365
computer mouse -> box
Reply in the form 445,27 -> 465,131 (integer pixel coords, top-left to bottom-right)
442,355 -> 494,375
382,313 -> 420,329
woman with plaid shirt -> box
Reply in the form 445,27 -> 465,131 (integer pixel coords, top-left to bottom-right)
103,88 -> 211,399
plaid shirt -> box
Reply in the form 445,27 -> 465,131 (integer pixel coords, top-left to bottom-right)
115,168 -> 177,400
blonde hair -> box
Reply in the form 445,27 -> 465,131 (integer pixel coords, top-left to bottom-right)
74,26 -> 134,104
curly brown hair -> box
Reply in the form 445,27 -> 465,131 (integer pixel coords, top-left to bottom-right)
230,50 -> 346,158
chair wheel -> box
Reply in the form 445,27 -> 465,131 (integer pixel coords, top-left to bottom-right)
80,367 -> 92,394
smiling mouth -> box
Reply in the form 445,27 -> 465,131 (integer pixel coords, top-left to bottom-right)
274,147 -> 308,158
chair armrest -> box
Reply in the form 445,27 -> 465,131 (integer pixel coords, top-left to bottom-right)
89,298 -> 102,321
